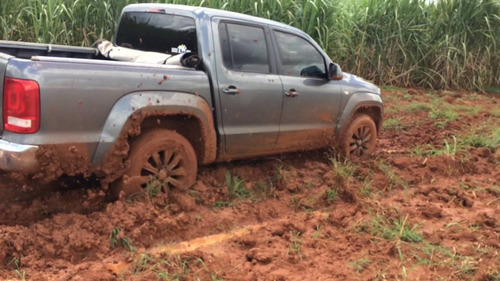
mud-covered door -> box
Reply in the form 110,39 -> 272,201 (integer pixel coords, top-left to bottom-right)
272,30 -> 342,150
212,19 -> 283,156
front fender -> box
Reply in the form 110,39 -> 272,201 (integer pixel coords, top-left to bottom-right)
92,91 -> 216,165
335,92 -> 383,137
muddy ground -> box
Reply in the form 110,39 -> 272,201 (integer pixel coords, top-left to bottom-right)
0,88 -> 498,281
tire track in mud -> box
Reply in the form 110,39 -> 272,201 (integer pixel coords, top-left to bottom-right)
106,211 -> 331,275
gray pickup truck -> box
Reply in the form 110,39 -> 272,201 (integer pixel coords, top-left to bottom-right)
0,4 -> 382,196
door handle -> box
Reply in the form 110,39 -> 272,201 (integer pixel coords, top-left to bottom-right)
285,89 -> 300,97
222,86 -> 240,95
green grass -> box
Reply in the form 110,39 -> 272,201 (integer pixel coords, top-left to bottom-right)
412,243 -> 483,278
330,156 -> 357,189
325,188 -> 339,204
146,176 -> 164,198
429,107 -> 458,121
213,200 -> 232,208
412,136 -> 461,157
368,215 -> 423,243
251,180 -> 277,201
413,243 -> 459,266
485,85 -> 500,93
273,165 -> 287,182
8,257 -> 26,281
441,136 -> 458,156
329,156 -> 359,201
132,254 -> 154,274
349,258 -> 371,273
130,254 -> 217,280
289,196 -> 301,211
359,179 -> 374,198
428,103 -> 460,128
110,227 -> 134,252
287,231 -> 303,260
455,105 -> 482,115
383,117 -> 407,131
224,172 -> 280,203
378,160 -> 409,190
312,225 -> 323,240
383,107 -> 399,115
490,107 -> 500,118
460,127 -> 500,151
402,103 -> 431,113
0,0 -> 498,91
225,172 -> 249,199
381,85 -> 401,91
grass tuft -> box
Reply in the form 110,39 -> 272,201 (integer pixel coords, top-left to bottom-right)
287,231 -> 303,260
349,258 -> 371,273
383,117 -> 407,131
368,215 -> 423,243
110,227 -> 134,252
225,172 -> 249,199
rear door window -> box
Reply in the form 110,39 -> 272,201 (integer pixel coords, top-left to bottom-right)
219,23 -> 270,74
116,12 -> 197,55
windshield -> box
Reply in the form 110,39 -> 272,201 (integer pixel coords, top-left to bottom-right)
116,12 -> 197,55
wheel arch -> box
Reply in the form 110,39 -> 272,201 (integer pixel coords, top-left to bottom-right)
92,91 -> 217,168
136,114 -> 207,165
352,106 -> 383,132
335,92 -> 383,138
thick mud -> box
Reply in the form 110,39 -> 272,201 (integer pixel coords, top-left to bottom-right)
0,89 -> 498,280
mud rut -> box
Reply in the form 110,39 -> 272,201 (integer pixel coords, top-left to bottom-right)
0,89 -> 498,281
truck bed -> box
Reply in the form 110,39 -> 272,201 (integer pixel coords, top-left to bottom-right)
0,44 -> 213,167
0,40 -> 105,60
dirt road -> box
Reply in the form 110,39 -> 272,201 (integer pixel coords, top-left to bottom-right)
0,88 -> 498,280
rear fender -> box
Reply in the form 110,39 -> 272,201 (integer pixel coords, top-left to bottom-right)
92,91 -> 216,165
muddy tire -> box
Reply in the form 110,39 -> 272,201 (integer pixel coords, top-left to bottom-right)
112,129 -> 197,198
339,114 -> 377,158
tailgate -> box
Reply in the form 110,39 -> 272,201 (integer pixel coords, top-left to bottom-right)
0,53 -> 10,137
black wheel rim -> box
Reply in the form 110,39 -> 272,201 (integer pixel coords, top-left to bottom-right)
130,149 -> 187,191
348,125 -> 372,156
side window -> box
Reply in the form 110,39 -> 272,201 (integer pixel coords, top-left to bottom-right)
219,22 -> 270,74
274,31 -> 326,78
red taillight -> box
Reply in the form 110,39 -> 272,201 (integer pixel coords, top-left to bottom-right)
3,77 -> 40,134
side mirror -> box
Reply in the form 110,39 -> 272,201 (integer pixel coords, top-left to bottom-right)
329,63 -> 343,81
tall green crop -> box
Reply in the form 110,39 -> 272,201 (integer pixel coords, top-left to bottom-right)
0,0 -> 498,91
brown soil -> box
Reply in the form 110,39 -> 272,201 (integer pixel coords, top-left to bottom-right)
0,89 -> 499,281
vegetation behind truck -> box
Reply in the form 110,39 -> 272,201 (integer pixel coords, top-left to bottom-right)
0,4 -> 383,197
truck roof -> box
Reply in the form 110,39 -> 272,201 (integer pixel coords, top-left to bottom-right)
122,4 -> 311,39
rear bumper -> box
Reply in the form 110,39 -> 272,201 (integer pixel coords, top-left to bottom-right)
0,140 -> 39,172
